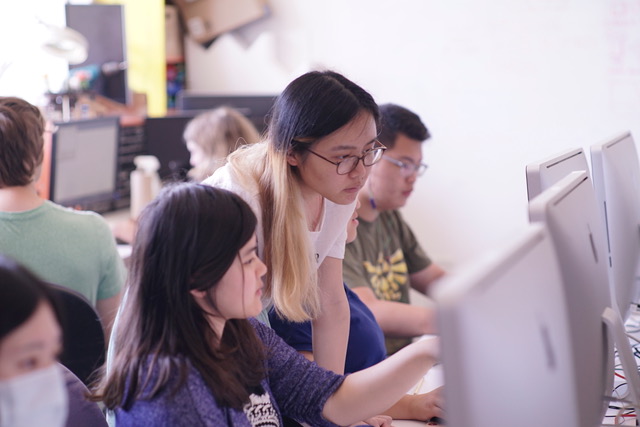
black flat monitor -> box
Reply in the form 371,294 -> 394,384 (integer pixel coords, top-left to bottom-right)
50,117 -> 120,213
144,114 -> 196,182
175,92 -> 276,134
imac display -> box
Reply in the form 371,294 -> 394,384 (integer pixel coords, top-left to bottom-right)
525,147 -> 590,200
433,224 -> 580,427
528,171 -> 616,426
50,117 -> 120,213
590,131 -> 640,321
175,92 -> 276,134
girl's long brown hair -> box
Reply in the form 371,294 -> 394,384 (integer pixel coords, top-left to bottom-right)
91,183 -> 265,410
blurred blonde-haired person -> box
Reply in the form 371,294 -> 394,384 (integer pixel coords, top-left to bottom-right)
183,106 -> 261,182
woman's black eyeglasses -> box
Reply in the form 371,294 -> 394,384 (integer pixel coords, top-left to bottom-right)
304,141 -> 387,175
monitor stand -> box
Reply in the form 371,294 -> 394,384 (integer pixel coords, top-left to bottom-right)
602,306 -> 640,425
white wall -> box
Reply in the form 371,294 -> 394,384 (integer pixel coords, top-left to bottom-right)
184,0 -> 640,269
0,0 -> 69,103
5,0 -> 635,269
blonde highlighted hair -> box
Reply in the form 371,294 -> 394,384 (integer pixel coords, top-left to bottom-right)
227,143 -> 318,321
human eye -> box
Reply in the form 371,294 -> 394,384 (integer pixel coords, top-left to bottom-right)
363,147 -> 384,166
17,356 -> 39,372
335,152 -> 356,161
243,250 -> 259,265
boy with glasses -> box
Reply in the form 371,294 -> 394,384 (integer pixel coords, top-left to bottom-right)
344,103 -> 445,355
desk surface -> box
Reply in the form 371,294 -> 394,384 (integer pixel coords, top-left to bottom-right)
103,208 -> 136,245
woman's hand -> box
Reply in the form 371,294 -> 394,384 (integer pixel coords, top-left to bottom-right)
407,386 -> 444,421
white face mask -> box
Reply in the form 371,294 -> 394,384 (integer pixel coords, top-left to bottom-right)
0,363 -> 68,427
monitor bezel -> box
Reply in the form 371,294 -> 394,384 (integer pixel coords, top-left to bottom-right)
590,131 -> 640,322
525,147 -> 590,201
528,170 -> 614,426
49,116 -> 120,213
433,224 -> 580,427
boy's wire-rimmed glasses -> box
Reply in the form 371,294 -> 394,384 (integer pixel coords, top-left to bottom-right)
382,156 -> 428,177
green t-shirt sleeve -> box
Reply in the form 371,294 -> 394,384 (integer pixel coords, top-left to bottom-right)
392,211 -> 432,274
343,240 -> 372,290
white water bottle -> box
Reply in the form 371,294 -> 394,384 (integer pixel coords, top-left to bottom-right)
130,155 -> 161,220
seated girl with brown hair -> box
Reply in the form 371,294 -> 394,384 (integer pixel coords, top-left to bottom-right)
91,182 -> 438,426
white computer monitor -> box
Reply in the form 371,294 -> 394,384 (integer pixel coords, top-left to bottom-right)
590,131 -> 640,322
525,147 -> 590,201
49,117 -> 120,213
433,224 -> 580,427
528,171 -> 615,426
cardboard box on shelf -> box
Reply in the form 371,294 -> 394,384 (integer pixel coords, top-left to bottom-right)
173,0 -> 268,45
165,5 -> 184,62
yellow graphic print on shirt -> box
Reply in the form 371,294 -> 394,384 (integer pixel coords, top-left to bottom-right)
363,248 -> 408,301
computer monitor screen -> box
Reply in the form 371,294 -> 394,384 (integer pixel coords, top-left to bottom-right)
175,92 -> 276,134
528,171 -> 614,426
144,114 -> 196,182
525,147 -> 590,201
50,117 -> 119,213
433,224 -> 580,427
590,131 -> 640,321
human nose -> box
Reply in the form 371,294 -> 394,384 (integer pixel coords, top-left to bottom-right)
405,169 -> 418,183
348,157 -> 368,178
257,258 -> 267,279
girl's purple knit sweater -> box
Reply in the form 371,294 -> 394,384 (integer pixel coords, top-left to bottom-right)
115,319 -> 346,426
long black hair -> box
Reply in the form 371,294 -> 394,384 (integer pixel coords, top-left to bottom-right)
95,183 -> 265,410
268,69 -> 380,156
0,255 -> 63,342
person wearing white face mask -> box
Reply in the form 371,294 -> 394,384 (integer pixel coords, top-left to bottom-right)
0,255 -> 107,427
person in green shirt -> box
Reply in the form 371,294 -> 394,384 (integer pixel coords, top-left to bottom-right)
0,96 -> 124,341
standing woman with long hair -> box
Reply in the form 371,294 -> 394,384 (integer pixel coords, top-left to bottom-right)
204,70 -> 385,373
91,183 -> 438,426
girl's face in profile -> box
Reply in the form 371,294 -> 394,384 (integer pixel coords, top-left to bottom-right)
186,140 -> 206,168
0,301 -> 62,380
212,234 -> 267,323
